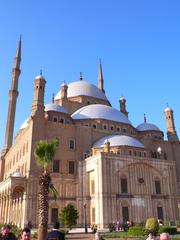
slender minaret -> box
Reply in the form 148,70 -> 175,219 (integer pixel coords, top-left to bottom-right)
164,105 -> 179,141
119,96 -> 129,117
31,72 -> 46,118
2,37 -> 21,155
98,59 -> 105,93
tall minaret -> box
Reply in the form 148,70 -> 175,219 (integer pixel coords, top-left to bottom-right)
98,59 -> 105,93
164,106 -> 179,141
2,37 -> 21,155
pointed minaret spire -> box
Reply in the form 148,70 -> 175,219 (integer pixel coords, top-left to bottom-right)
98,59 -> 105,93
2,37 -> 22,155
16,35 -> 21,54
144,114 -> 147,123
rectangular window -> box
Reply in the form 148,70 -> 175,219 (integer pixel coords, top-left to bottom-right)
53,160 -> 60,173
121,178 -> 128,193
69,161 -> 75,174
69,140 -> 75,149
122,206 -> 129,221
155,180 -> 161,194
51,208 -> 58,223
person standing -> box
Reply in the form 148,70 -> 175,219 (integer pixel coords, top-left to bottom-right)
46,222 -> 65,240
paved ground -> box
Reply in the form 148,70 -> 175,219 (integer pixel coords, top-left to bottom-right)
65,232 -> 95,240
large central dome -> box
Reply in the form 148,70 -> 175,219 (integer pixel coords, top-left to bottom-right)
71,104 -> 132,125
55,80 -> 108,101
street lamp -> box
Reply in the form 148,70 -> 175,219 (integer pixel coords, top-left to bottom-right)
84,203 -> 88,233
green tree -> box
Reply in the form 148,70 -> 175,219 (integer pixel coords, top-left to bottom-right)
60,204 -> 79,229
34,139 -> 58,240
145,217 -> 159,236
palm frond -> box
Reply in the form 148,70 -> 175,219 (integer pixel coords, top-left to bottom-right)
34,139 -> 59,169
49,183 -> 59,201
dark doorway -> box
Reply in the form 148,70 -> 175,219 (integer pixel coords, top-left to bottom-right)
51,208 -> 58,223
157,207 -> 163,220
122,206 -> 129,221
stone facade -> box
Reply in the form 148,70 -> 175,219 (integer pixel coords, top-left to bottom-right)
0,40 -> 180,228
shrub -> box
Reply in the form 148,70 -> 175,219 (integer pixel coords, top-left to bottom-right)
128,226 -> 145,236
59,204 -> 79,229
145,218 -> 159,235
159,226 -> 177,235
108,223 -> 115,232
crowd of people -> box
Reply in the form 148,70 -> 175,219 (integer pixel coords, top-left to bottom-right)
0,221 -> 65,240
0,220 -> 174,240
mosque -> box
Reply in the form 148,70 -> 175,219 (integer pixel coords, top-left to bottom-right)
0,38 -> 180,228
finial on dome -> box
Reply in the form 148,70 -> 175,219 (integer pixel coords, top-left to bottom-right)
120,94 -> 125,101
144,114 -> 147,123
52,93 -> 55,103
40,69 -> 42,76
80,72 -> 83,81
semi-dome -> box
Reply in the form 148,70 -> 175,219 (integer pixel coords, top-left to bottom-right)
71,104 -> 132,125
55,80 -> 108,101
93,135 -> 145,148
45,103 -> 68,114
136,122 -> 160,131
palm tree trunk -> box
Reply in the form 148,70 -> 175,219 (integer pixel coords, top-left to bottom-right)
38,173 -> 51,240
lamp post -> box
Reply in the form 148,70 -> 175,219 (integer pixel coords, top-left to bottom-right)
84,203 -> 88,233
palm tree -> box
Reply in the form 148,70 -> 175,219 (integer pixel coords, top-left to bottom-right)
34,139 -> 59,240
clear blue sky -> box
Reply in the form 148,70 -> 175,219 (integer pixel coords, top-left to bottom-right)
0,0 -> 180,150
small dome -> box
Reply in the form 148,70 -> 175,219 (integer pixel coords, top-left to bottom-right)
164,107 -> 172,112
120,96 -> 126,101
35,75 -> 45,80
136,122 -> 160,131
45,103 -> 68,114
12,171 -> 24,177
93,135 -> 145,148
55,80 -> 108,101
71,104 -> 132,125
20,119 -> 29,130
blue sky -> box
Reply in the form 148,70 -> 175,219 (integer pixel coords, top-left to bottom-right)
0,0 -> 180,150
